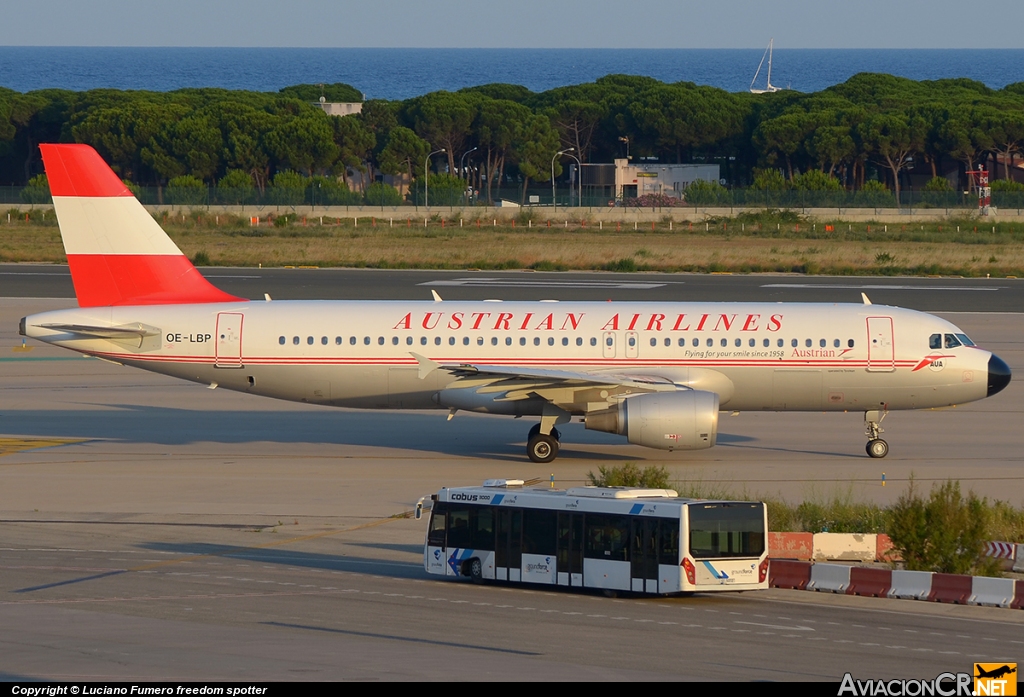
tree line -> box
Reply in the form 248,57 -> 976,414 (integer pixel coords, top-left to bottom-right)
1,73 -> 1023,203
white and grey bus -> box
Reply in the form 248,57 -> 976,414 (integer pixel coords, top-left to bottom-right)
421,480 -> 768,594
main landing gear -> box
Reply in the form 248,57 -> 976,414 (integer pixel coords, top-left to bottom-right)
526,406 -> 570,463
864,409 -> 889,458
527,423 -> 561,464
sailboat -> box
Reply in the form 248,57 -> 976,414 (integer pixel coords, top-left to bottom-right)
749,39 -> 782,94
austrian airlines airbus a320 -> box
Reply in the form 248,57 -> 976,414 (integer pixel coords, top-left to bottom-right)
20,145 -> 1012,463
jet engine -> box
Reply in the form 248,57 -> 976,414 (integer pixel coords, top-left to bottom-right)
585,390 -> 719,450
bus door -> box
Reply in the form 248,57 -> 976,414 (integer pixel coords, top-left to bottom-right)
495,509 -> 523,582
631,518 -> 659,593
556,512 -> 583,586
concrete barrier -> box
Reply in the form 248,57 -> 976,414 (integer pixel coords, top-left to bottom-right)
1014,581 -> 1024,610
808,563 -> 851,593
888,570 -> 933,600
1014,545 -> 1024,573
847,567 -> 892,598
768,559 -> 811,590
768,532 -> 813,560
970,576 -> 1017,608
929,573 -> 973,604
876,534 -> 900,562
812,533 -> 876,561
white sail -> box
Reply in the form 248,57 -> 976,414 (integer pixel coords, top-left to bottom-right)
750,39 -> 781,94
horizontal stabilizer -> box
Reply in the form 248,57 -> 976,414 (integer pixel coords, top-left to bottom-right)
37,322 -> 161,339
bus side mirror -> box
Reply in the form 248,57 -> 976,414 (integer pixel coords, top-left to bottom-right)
415,497 -> 425,520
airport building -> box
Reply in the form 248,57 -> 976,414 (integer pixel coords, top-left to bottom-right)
579,158 -> 721,202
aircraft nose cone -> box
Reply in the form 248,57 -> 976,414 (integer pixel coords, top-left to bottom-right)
988,354 -> 1011,397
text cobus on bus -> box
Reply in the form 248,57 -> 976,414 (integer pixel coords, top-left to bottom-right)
421,480 -> 768,594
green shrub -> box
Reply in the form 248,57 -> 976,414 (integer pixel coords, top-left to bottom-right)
311,175 -> 363,205
20,174 -> 51,204
268,171 -> 306,206
167,175 -> 207,206
855,179 -> 893,207
887,478 -> 997,575
684,179 -> 730,205
586,463 -> 671,489
365,182 -> 403,206
191,250 -> 211,266
217,169 -> 256,205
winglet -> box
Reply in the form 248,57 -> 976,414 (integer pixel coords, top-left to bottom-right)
431,289 -> 443,302
410,352 -> 441,379
861,293 -> 872,305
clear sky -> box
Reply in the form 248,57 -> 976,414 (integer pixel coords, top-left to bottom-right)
6,0 -> 1022,49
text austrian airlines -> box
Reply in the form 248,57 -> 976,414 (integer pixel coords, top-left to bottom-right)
20,144 -> 1012,463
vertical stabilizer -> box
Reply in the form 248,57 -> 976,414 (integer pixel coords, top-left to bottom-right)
40,144 -> 244,307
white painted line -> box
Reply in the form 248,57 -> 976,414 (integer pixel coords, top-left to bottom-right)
735,621 -> 814,632
762,284 -> 1002,291
420,278 -> 670,289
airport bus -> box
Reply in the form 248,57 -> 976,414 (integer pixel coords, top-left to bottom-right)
421,480 -> 769,594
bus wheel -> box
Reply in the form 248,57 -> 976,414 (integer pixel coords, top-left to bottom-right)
527,434 -> 559,463
468,558 -> 483,583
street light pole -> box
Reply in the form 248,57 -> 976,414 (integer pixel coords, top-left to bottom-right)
424,148 -> 445,208
563,151 -> 582,206
460,146 -> 478,205
551,148 -> 573,210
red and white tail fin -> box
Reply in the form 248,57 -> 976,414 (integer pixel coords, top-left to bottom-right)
40,144 -> 244,307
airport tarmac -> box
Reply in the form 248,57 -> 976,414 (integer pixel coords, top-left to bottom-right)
1,271 -> 1023,681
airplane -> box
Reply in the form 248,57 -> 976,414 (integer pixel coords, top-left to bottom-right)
19,144 -> 1012,463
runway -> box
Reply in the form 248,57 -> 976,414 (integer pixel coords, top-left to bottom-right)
1,269 -> 1023,680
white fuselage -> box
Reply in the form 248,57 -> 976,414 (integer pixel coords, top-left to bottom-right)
24,300 -> 993,414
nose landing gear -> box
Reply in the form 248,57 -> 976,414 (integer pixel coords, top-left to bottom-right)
865,409 -> 888,458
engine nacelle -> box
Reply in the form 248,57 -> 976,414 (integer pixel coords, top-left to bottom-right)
585,390 -> 719,450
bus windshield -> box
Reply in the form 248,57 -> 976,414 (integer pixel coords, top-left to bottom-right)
688,502 -> 765,559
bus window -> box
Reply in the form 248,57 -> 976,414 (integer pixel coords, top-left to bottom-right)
427,503 -> 447,547
658,519 -> 680,565
447,506 -> 471,549
584,514 -> 629,562
688,503 -> 765,559
522,510 -> 557,555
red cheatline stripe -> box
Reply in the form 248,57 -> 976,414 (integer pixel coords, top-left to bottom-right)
40,144 -> 134,198
67,254 -> 245,307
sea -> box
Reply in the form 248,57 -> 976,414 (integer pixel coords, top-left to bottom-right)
0,47 -> 1021,99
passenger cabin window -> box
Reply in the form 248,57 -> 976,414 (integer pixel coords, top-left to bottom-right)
279,336 -> 285,345
293,336 -> 300,345
350,337 -> 356,345
392,337 -> 399,345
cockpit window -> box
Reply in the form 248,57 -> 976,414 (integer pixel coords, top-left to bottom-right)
944,334 -> 962,349
955,333 -> 975,347
929,333 -> 942,350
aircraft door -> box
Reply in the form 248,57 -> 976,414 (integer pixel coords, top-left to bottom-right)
602,332 -> 616,358
215,312 -> 244,368
866,316 -> 895,372
625,331 -> 639,358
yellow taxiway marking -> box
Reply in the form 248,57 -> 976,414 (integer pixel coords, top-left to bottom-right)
0,437 -> 88,457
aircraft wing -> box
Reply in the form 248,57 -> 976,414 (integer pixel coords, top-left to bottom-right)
411,352 -> 681,408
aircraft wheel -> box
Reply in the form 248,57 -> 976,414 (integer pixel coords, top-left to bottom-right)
866,439 -> 889,459
527,434 -> 559,463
